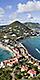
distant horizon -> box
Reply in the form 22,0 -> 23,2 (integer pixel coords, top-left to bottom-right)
0,20 -> 40,26
0,0 -> 40,25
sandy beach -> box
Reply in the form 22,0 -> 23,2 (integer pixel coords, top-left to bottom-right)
0,43 -> 13,53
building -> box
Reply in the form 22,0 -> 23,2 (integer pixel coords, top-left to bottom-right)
28,69 -> 36,77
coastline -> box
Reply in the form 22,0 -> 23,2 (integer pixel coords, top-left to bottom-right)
0,41 -> 40,63
0,43 -> 13,53
20,42 -> 40,62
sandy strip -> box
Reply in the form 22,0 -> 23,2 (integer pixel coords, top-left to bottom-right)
0,43 -> 13,53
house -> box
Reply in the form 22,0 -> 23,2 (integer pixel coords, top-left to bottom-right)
28,60 -> 33,64
13,57 -> 18,63
3,60 -> 10,65
21,65 -> 28,72
13,47 -> 19,54
38,66 -> 40,70
11,34 -> 16,37
3,57 -> 18,67
5,39 -> 9,43
14,48 -> 19,53
27,69 -> 36,77
0,62 -> 4,68
4,35 -> 7,39
7,62 -> 12,67
16,53 -> 22,59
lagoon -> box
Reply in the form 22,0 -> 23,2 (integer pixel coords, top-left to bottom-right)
0,48 -> 13,62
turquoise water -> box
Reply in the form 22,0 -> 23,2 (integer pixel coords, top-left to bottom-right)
22,36 -> 40,60
0,48 -> 13,62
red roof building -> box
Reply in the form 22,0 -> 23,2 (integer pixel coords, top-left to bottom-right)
28,69 -> 36,77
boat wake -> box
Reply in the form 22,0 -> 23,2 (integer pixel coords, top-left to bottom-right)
36,48 -> 40,54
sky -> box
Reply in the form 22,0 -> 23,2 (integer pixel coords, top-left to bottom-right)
0,0 -> 40,25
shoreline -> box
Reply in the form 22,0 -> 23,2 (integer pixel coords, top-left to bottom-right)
19,42 -> 40,62
0,43 -> 13,53
0,41 -> 40,63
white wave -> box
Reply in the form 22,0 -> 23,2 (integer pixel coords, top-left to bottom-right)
36,48 -> 40,54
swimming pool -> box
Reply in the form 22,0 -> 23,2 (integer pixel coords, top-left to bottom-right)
21,36 -> 40,60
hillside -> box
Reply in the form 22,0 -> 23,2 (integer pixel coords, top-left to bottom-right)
0,21 -> 32,41
0,21 -> 40,41
8,21 -> 30,30
24,22 -> 40,29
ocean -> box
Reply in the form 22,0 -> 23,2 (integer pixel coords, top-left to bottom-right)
21,36 -> 40,60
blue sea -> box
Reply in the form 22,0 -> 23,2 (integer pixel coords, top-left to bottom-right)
21,36 -> 40,60
0,48 -> 13,62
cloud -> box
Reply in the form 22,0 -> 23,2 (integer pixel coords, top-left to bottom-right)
2,12 -> 17,25
0,5 -> 13,25
8,12 -> 17,22
27,13 -> 32,19
17,1 -> 40,13
0,7 -> 5,17
27,15 -> 40,23
27,12 -> 36,20
33,0 -> 36,2
5,5 -> 12,11
0,5 -> 12,18
0,11 -> 17,25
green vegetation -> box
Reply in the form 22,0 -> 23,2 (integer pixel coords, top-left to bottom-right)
24,22 -> 40,29
0,67 -> 12,80
0,56 -> 40,80
0,21 -> 40,80
0,21 -> 32,41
